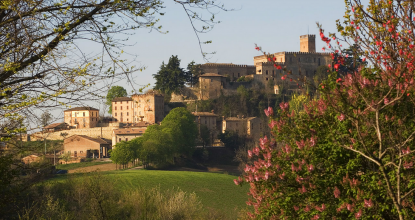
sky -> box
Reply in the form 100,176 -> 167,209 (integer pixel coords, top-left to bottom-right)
32,0 -> 353,129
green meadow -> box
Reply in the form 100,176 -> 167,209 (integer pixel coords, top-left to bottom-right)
52,169 -> 250,219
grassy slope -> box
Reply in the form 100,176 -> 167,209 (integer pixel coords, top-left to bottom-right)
53,169 -> 249,218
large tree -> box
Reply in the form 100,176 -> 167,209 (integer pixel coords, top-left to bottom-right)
185,61 -> 203,87
238,1 -> 415,219
153,55 -> 186,95
106,86 -> 128,114
0,1 -> 227,217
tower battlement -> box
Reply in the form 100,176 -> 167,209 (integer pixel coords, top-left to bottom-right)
202,63 -> 255,68
300,35 -> 316,53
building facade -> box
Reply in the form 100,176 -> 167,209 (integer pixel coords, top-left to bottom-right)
64,135 -> 111,158
192,111 -> 219,144
64,107 -> 99,129
222,116 -> 262,140
112,92 -> 164,124
112,127 -> 147,146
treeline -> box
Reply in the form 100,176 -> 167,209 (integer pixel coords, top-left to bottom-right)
110,107 -> 198,169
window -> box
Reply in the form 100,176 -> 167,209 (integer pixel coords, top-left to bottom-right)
266,78 -> 268,81
115,101 -> 117,104
115,113 -> 117,116
127,112 -> 129,116
119,138 -> 121,142
74,119 -> 77,123
238,73 -> 240,77
126,138 -> 128,141
127,106 -> 129,110
272,70 -> 275,76
121,113 -> 123,116
121,106 -> 122,110
266,70 -> 268,75
115,106 -> 117,110
127,118 -> 129,121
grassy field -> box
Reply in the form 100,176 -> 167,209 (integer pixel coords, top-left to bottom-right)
56,161 -> 111,170
52,169 -> 250,219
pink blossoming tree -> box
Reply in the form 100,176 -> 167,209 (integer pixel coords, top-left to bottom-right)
238,1 -> 415,219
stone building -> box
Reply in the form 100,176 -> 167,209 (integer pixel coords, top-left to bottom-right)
112,127 -> 147,146
192,111 -> 219,144
64,135 -> 111,158
198,73 -> 226,100
64,107 -> 99,129
112,92 -> 164,124
222,116 -> 262,140
200,63 -> 256,81
197,34 -> 332,98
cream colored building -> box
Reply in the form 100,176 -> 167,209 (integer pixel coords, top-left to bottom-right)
112,127 -> 147,146
64,107 -> 99,129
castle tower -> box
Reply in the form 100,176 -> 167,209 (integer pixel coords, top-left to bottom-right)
300,35 -> 316,53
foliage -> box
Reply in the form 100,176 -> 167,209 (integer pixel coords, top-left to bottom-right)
114,107 -> 198,168
288,93 -> 308,115
239,1 -> 415,219
153,55 -> 187,96
106,86 -> 128,114
200,124 -> 211,147
218,130 -> 243,151
185,61 -> 204,87
237,76 -> 253,82
59,152 -> 71,164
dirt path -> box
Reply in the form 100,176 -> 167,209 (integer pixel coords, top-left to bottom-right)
68,163 -> 118,173
68,162 -> 143,173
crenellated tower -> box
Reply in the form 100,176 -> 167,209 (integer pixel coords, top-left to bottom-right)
300,35 -> 316,53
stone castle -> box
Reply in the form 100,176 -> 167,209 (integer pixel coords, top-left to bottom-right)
195,35 -> 332,100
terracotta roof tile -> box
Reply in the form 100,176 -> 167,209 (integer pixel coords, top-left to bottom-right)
113,128 -> 147,135
43,122 -> 68,129
112,97 -> 133,102
64,107 -> 99,112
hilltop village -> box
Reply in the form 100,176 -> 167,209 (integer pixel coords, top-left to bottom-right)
26,35 -> 331,160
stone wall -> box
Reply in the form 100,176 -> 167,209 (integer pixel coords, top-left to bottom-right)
28,123 -> 122,141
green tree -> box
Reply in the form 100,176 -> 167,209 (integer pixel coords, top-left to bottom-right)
200,124 -> 211,148
110,141 -> 134,169
153,55 -> 186,95
185,61 -> 203,87
106,86 -> 128,114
